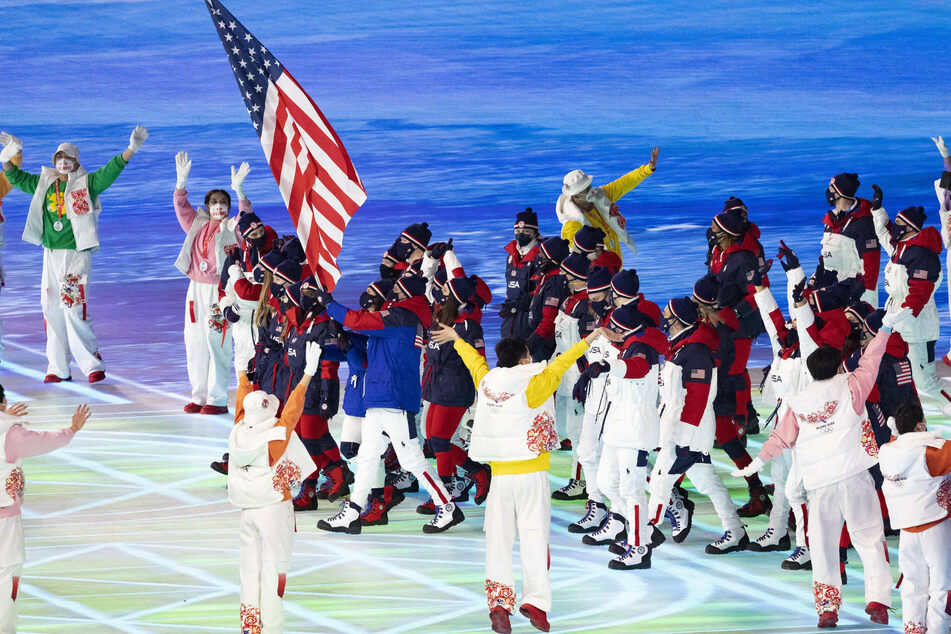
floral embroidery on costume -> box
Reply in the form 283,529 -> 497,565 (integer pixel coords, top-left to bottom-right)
859,419 -> 878,458
481,385 -> 516,403
208,302 -> 228,334
813,581 -> 841,615
272,459 -> 302,493
937,476 -> 951,513
797,400 -> 839,425
5,467 -> 24,499
60,274 -> 83,308
526,412 -> 558,455
70,188 -> 91,215
485,579 -> 516,613
903,621 -> 925,634
240,602 -> 262,634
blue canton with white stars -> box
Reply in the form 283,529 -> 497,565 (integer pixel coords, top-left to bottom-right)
206,0 -> 283,134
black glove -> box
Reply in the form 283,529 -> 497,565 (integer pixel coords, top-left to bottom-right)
871,184 -> 883,210
499,298 -> 515,318
572,373 -> 591,404
844,275 -> 866,302
792,278 -> 807,304
223,305 -> 241,323
428,241 -> 448,260
751,258 -> 773,286
585,361 -> 610,379
515,293 -> 533,312
776,240 -> 800,272
314,290 -> 333,306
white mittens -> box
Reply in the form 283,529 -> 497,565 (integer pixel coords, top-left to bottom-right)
128,125 -> 149,154
175,151 -> 191,189
231,162 -> 251,200
0,132 -> 23,163
304,341 -> 323,376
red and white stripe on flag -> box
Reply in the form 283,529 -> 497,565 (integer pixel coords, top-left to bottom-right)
260,70 -> 366,291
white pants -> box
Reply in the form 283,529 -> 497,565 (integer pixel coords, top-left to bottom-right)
484,470 -> 551,614
597,445 -> 650,546
899,518 -> 951,634
341,415 -> 363,447
765,449 -> 793,536
184,280 -> 232,407
0,515 -> 24,634
554,394 -> 584,482
648,446 -> 743,532
784,454 -> 809,546
808,470 -> 891,614
232,314 -> 255,379
41,248 -> 104,378
351,407 -> 451,509
578,410 -> 604,502
906,340 -> 945,401
239,501 -> 294,634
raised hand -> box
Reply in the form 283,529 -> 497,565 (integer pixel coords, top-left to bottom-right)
649,146 -> 660,171
175,151 -> 191,189
71,404 -> 91,432
932,136 -> 949,159
776,240 -> 800,272
871,184 -> 883,210
0,132 -> 23,164
304,341 -> 323,376
128,125 -> 149,154
231,162 -> 251,200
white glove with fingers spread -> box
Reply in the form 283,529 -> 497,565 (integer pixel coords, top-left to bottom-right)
231,162 -> 251,200
228,263 -> 243,282
0,132 -> 23,163
175,151 -> 191,189
881,306 -> 912,330
304,341 -> 323,376
731,456 -> 764,478
128,125 -> 149,154
932,136 -> 950,159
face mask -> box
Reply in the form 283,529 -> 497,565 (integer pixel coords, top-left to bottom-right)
379,264 -> 400,279
252,267 -> 265,283
209,203 -> 229,220
890,223 -> 907,242
515,233 -> 534,247
392,240 -> 414,261
55,158 -> 75,174
539,257 -> 557,273
270,282 -> 284,298
706,227 -> 718,249
431,287 -> 445,304
359,291 -> 379,310
299,293 -> 318,313
591,299 -> 609,317
825,189 -> 837,207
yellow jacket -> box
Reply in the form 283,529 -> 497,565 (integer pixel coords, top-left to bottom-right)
0,152 -> 22,206
562,163 -> 654,259
454,338 -> 590,474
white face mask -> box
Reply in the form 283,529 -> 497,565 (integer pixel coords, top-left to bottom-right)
55,158 -> 75,174
209,203 -> 229,220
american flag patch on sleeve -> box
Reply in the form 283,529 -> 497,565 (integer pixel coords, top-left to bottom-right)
690,368 -> 706,380
895,361 -> 913,385
865,239 -> 878,249
545,296 -> 560,307
912,269 -> 929,279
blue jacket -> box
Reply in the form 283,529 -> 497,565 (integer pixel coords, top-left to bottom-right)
337,333 -> 369,418
422,311 -> 484,408
327,296 -> 432,413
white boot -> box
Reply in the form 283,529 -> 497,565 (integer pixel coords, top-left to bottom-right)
748,527 -> 791,552
552,478 -> 587,500
386,469 -> 419,493
568,500 -> 607,533
665,497 -> 694,543
781,545 -> 812,570
609,544 -> 652,570
583,512 -> 627,546
423,501 -> 464,533
705,528 -> 749,554
316,500 -> 362,534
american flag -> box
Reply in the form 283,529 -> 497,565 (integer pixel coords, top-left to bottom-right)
205,0 -> 366,290
894,360 -> 913,386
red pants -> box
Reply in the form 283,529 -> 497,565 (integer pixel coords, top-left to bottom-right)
425,404 -> 468,477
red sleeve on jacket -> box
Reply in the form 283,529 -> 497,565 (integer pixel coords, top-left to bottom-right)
767,307 -> 789,340
902,279 -> 935,316
860,249 -> 880,292
234,278 -> 261,301
680,381 -> 710,427
619,356 -> 651,379
343,310 -> 385,330
533,304 -> 559,339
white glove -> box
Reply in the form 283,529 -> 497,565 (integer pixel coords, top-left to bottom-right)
731,456 -> 765,478
128,125 -> 149,154
175,151 -> 191,189
231,162 -> 251,200
881,306 -> 912,330
228,263 -> 243,283
932,136 -> 950,159
886,416 -> 898,437
0,132 -> 23,163
304,341 -> 323,376
226,216 -> 239,232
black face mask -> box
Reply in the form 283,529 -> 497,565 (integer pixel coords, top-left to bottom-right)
825,189 -> 837,207
248,234 -> 267,251
515,233 -> 534,247
432,287 -> 445,304
538,257 -> 557,273
890,224 -> 907,242
591,299 -> 609,317
706,227 -> 717,249
359,291 -> 380,310
270,282 -> 284,298
386,289 -> 402,303
392,240 -> 414,261
379,264 -> 401,280
299,294 -> 318,313
252,267 -> 266,283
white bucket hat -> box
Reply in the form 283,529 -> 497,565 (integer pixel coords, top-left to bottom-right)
563,169 -> 593,196
53,142 -> 80,164
241,390 -> 279,428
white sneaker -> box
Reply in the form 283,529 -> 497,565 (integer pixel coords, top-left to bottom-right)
423,501 -> 465,533
748,527 -> 791,552
568,500 -> 608,533
705,528 -> 749,554
583,512 -> 627,546
782,545 -> 812,570
316,500 -> 362,534
609,544 -> 652,570
552,478 -> 587,500
665,497 -> 694,543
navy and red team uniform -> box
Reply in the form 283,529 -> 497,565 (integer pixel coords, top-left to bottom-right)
500,240 -> 540,340
526,269 -> 569,362
820,198 -> 881,298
